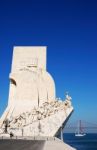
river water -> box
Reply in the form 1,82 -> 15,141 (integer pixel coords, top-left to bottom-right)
63,133 -> 97,150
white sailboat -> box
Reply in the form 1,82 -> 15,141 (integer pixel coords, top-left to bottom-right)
75,120 -> 86,137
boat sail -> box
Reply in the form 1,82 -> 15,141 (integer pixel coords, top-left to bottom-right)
75,120 -> 86,137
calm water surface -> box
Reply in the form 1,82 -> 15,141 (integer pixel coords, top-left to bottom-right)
63,133 -> 97,150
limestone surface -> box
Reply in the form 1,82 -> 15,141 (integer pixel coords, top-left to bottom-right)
0,46 -> 74,149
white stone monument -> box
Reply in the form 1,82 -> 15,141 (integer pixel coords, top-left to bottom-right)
6,47 -> 55,117
0,46 -> 75,150
0,46 -> 73,138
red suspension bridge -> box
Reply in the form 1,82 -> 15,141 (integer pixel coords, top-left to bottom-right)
64,120 -> 97,133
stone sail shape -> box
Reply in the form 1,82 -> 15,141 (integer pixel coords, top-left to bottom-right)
0,47 -> 55,124
0,46 -> 73,138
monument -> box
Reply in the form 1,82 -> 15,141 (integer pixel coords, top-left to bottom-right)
0,46 -> 75,150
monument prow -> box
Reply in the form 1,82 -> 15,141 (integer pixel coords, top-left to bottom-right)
0,46 -> 75,150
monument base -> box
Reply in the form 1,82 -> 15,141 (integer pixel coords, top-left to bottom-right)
0,136 -> 76,150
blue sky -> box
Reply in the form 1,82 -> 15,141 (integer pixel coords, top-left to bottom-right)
0,0 -> 97,125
